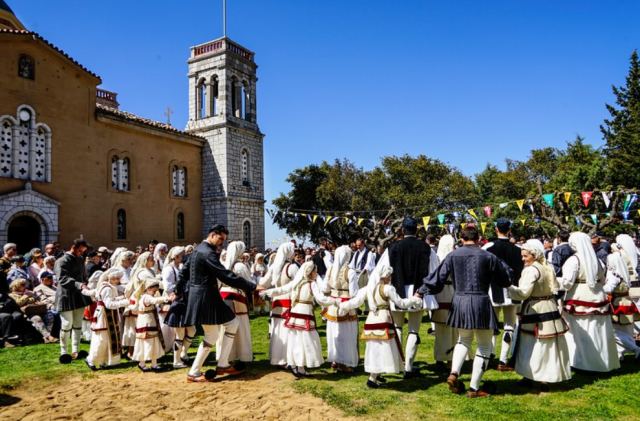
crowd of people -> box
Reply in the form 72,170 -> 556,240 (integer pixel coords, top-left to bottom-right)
1,219 -> 640,398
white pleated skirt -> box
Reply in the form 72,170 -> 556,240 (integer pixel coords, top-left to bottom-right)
515,333 -> 572,383
269,318 -> 289,366
286,329 -> 323,368
217,314 -> 253,362
326,320 -> 359,367
87,331 -> 121,367
364,339 -> 402,374
121,316 -> 137,347
132,336 -> 165,362
564,314 -> 620,372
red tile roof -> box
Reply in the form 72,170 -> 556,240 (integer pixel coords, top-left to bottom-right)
0,28 -> 101,80
96,104 -> 204,141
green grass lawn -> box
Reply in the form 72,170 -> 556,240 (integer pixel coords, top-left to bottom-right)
2,314 -> 640,420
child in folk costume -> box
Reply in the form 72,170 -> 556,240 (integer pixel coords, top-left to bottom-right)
604,242 -> 640,360
259,242 -> 298,366
123,252 -> 155,359
160,247 -> 185,352
432,235 -> 458,369
507,240 -> 571,387
251,253 -> 268,315
218,241 -> 256,365
614,234 -> 640,335
85,268 -> 130,370
261,261 -> 337,377
339,263 -> 421,388
132,277 -> 171,372
322,245 -> 359,372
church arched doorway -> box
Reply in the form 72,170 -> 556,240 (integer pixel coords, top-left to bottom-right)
8,215 -> 41,254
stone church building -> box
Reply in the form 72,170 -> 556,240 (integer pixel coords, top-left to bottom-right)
0,1 -> 265,253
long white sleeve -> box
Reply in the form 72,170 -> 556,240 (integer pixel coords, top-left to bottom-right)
348,268 -> 359,297
234,262 -> 255,284
385,285 -> 420,310
338,288 -> 367,312
508,266 -> 538,301
558,256 -> 579,291
266,275 -> 302,297
603,269 -> 620,294
161,265 -> 177,293
100,286 -> 129,310
142,294 -> 168,306
311,282 -> 336,307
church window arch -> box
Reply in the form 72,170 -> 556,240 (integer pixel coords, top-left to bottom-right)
240,81 -> 249,120
171,164 -> 188,197
0,105 -> 51,182
116,209 -> 127,240
196,78 -> 207,120
110,154 -> 130,192
210,75 -> 219,116
243,220 -> 251,247
176,212 -> 185,240
231,77 -> 240,118
18,55 -> 35,80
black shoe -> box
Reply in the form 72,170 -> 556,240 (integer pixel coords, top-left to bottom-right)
77,350 -> 89,360
84,359 -> 98,371
377,376 -> 387,384
403,369 -> 420,379
59,354 -> 72,364
366,379 -> 380,388
151,366 -> 164,373
291,367 -> 302,378
138,364 -> 152,373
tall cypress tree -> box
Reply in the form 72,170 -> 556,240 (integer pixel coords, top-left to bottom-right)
601,50 -> 640,187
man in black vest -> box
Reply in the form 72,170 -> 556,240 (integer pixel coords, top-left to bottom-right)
389,217 -> 430,377
348,238 -> 376,290
551,230 -> 573,276
184,225 -> 256,382
483,218 -> 523,371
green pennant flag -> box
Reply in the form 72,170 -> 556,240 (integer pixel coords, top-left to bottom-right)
590,214 -> 598,225
542,193 -> 555,208
437,213 -> 445,225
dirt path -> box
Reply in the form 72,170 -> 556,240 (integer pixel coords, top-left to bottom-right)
1,370 -> 353,421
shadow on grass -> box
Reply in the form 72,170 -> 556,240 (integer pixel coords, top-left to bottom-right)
0,393 -> 21,407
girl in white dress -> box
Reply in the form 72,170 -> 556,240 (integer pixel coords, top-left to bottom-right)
122,252 -> 155,358
339,264 -> 421,388
132,278 -> 170,372
261,261 -> 337,377
432,235 -> 457,367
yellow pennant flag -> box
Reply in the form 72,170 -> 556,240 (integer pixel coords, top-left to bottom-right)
461,223 -> 467,230
422,216 -> 431,227
468,209 -> 478,219
520,218 -> 526,226
516,199 -> 525,212
637,210 -> 640,217
564,192 -> 572,203
357,218 -> 364,226
481,222 -> 487,234
312,215 -> 318,224
343,217 -> 350,224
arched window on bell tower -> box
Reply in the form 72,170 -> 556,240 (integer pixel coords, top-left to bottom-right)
210,75 -> 219,116
241,148 -> 249,186
197,78 -> 207,120
243,220 -> 251,247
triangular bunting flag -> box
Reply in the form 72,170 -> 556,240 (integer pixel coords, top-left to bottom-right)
461,223 -> 467,230
325,216 -> 334,226
499,202 -> 509,209
564,192 -> 572,203
481,222 -> 487,235
516,199 -> 525,212
357,218 -> 364,226
602,191 -> 611,209
520,218 -> 526,226
575,216 -> 582,226
422,216 -> 431,227
483,206 -> 492,218
468,209 -> 478,220
437,214 -> 445,225
581,191 -> 593,207
622,211 -> 630,221
528,203 -> 534,214
624,194 -> 631,211
312,215 -> 318,224
542,193 -> 555,208
448,223 -> 456,234
590,214 -> 598,225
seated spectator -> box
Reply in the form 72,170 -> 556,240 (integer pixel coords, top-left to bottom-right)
9,278 -> 57,343
39,256 -> 57,284
7,256 -> 30,287
29,251 -> 45,288
0,290 -> 26,346
34,271 -> 60,337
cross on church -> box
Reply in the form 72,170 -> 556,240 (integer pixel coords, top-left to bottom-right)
164,107 -> 174,126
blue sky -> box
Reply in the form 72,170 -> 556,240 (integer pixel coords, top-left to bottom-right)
12,0 -> 640,245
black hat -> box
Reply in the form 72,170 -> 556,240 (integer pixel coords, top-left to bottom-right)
402,217 -> 418,230
496,218 -> 511,233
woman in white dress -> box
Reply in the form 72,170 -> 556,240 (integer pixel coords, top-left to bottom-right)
218,241 -> 255,366
259,242 -> 297,366
508,240 -> 571,387
432,234 -> 457,367
261,261 -> 337,377
614,234 -> 640,335
559,232 -> 619,372
603,242 -> 640,360
340,263 -> 421,388
323,245 -> 358,372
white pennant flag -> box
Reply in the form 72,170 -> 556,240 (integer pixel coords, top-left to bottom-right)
601,191 -> 611,209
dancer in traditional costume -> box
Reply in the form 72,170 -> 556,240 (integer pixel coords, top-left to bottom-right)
160,247 -> 185,353
323,245 -> 359,372
559,232 -> 619,372
259,242 -> 297,367
418,226 -> 512,398
340,262 -> 421,388
251,253 -> 268,315
261,261 -> 336,377
507,240 -> 571,388
614,234 -> 640,335
132,278 -> 170,372
85,268 -> 130,370
432,234 -> 457,368
122,251 -> 155,358
604,242 -> 640,360
218,241 -> 255,365
165,248 -> 195,369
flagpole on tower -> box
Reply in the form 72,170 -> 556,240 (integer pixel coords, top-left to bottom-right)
223,0 -> 227,38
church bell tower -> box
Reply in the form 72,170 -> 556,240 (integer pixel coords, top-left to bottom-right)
186,37 -> 265,249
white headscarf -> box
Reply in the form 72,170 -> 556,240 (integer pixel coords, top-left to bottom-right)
437,235 -> 455,262
98,267 -> 125,288
366,249 -> 391,311
569,232 -> 599,288
609,244 -> 631,286
260,242 -> 295,288
223,241 -> 246,270
114,250 -> 135,268
154,243 -> 168,269
110,247 -> 127,267
290,261 -> 317,307
616,234 -> 638,271
164,246 -> 185,268
522,239 -> 545,262
127,251 -> 153,299
330,245 -> 352,288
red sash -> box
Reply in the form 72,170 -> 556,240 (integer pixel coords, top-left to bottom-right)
272,299 -> 292,309
135,327 -> 158,333
221,291 -> 247,304
364,322 -> 394,330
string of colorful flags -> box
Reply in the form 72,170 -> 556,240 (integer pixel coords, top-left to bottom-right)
268,190 -> 640,235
